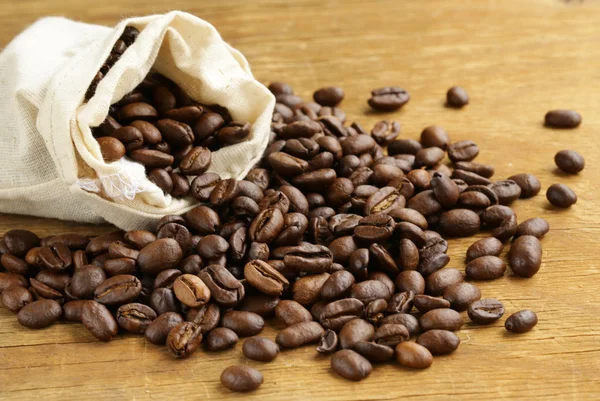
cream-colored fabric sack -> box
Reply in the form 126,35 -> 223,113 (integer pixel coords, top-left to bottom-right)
0,11 -> 275,230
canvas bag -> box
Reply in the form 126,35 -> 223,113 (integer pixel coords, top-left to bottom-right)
0,11 -> 275,230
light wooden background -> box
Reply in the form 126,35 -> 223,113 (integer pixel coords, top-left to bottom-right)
1,0 -> 600,400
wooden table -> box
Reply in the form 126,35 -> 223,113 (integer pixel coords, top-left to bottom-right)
1,0 -> 600,399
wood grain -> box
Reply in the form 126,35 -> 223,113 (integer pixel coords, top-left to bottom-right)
1,0 -> 600,399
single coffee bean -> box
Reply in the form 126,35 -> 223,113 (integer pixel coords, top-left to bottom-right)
466,237 -> 504,261
313,87 -> 344,107
319,298 -> 365,331
505,309 -> 538,333
244,259 -> 289,296
1,254 -> 30,275
457,189 -> 491,209
546,183 -> 577,208
144,312 -> 184,345
454,161 -> 494,178
164,105 -> 204,124
108,241 -> 139,260
331,349 -> 373,381
420,308 -> 463,332
220,365 -> 263,392
364,186 -> 405,215
397,239 -> 420,271
388,138 -> 422,156
420,125 -> 450,149
96,136 -> 126,162
380,313 -> 420,336
239,295 -> 280,318
545,109 -> 581,128
515,217 -> 550,238
443,282 -> 481,311
372,324 -> 410,347
276,321 -> 325,348
3,229 -> 40,257
39,243 -> 72,271
1,285 -> 32,312
448,140 -> 479,162
492,214 -> 518,243
148,169 -> 173,194
243,336 -> 280,362
137,238 -> 183,275
371,120 -> 400,146
317,329 -> 339,354
222,310 -> 265,337
482,205 -> 515,227
431,172 -> 460,208
368,87 -> 410,111
413,295 -> 451,313
69,265 -> 107,299
249,208 -> 285,244
45,233 -> 89,250
188,303 -> 221,333
438,209 -> 480,237
466,256 -> 507,280
446,86 -> 469,108
205,327 -> 239,351
178,146 -> 211,175
217,121 -> 251,145
395,271 -> 425,295
406,190 -> 441,217
198,264 -> 244,308
468,298 -> 505,324
425,268 -> 464,296
353,341 -> 394,363
172,274 -> 210,308
338,318 -> 375,349
94,274 -> 142,306
63,300 -> 87,322
395,342 -> 433,369
416,329 -> 460,355
16,299 -> 62,328
292,272 -> 330,305
149,287 -> 180,315
509,235 -> 542,278
130,149 -> 174,168
490,180 -> 522,205
81,300 -> 119,341
283,243 -> 333,273
507,173 -> 541,198
452,169 -> 491,186
320,270 -> 355,301
124,230 -> 156,250
350,279 -> 392,305
30,278 -> 62,300
554,149 -> 585,174
166,321 -> 203,358
275,300 -> 313,327
116,303 -> 157,334
0,272 -> 29,293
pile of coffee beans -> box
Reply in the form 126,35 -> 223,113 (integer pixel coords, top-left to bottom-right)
0,77 -> 587,393
88,26 -> 252,198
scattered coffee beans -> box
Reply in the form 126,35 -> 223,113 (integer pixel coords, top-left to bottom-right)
221,365 -> 264,392
547,183 -> 578,208
505,310 -> 538,333
545,109 -> 581,128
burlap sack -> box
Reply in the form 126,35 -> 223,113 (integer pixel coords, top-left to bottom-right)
0,11 -> 275,230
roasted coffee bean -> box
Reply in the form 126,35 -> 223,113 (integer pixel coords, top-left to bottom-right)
545,109 -> 581,128
63,300 -> 86,322
372,163 -> 404,187
283,243 -> 332,273
468,299 -> 505,324
116,102 -> 158,122
395,342 -> 433,369
138,238 -> 183,275
193,112 -> 224,141
260,190 -> 290,214
166,321 -> 203,358
0,272 -> 29,293
407,190 -> 442,217
368,87 -> 409,111
148,169 -> 173,194
452,169 -> 491,186
72,250 -> 88,270
417,252 -> 450,277
350,280 -> 391,305
515,217 -> 550,238
420,308 -> 463,332
108,241 -> 139,260
94,274 -> 142,306
239,295 -> 280,317
386,291 -> 415,314
96,136 -> 126,162
116,303 -> 156,334
179,255 -> 203,275
448,140 -> 479,162
492,214 -> 518,242
276,321 -> 325,348
144,312 -> 184,345
1,285 -> 32,312
149,287 -> 180,315
243,336 -> 280,362
319,298 -> 365,331
275,300 -> 313,326
269,82 -> 294,96
185,205 -> 221,235
196,235 -> 229,261
320,270 -> 355,300
373,324 -> 410,347
354,214 -> 395,243
188,303 -> 221,333
178,146 -> 211,175
413,295 -> 451,313
16,299 -> 61,328
414,147 -> 445,168
458,190 -> 491,209
406,169 -> 431,190
205,327 -> 239,351
505,309 -> 538,333
364,299 -> 387,324
482,205 -> 515,227
443,282 -> 481,311
331,349 -> 373,381
45,233 -> 89,250
280,120 -> 323,140
81,300 -> 118,341
4,230 -> 40,257
396,239 -> 419,271
454,161 -> 493,179
509,235 -> 542,278
39,243 -> 72,271
555,149 -> 585,174
380,313 -> 419,336
364,186 -> 404,215
430,172 -> 459,208
29,278 -> 62,300
222,311 -> 264,337
313,86 -> 344,107
124,230 -> 155,250
339,318 -> 375,349
292,272 -> 330,305
369,271 -> 395,296
490,180 -> 521,205
249,208 -> 285,244
388,139 -> 422,157
507,173 -> 541,198
217,121 -> 251,145
198,265 -> 244,308
438,209 -> 480,237
244,259 -> 289,296
446,86 -> 469,108
130,149 -> 174,168
466,237 -> 504,261
69,265 -> 107,299
371,120 -> 400,146
24,247 -> 43,268
1,254 -> 29,275
395,271 -> 425,295
172,274 -> 210,308
416,329 -> 460,355
420,125 -> 450,149
546,183 -> 577,208
221,365 -> 263,392
103,258 -> 136,277
352,341 -> 394,363
317,329 -> 339,354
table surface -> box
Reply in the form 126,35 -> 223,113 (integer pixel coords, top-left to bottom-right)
1,0 -> 600,400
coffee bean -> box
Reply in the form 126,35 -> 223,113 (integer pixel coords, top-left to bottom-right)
124,230 -> 156,250
144,312 -> 184,345
81,300 -> 118,341
1,285 -> 32,312
438,209 -> 480,237
63,300 -> 86,322
515,217 -> 550,238
198,265 -> 243,308
448,140 -> 479,162
416,329 -> 460,355
94,274 -> 142,306
507,173 -> 541,198
205,327 -> 239,351
420,308 -> 463,332
492,214 -> 518,243
353,341 -> 394,363
283,243 -> 333,273
350,279 -> 392,304
1,254 -> 29,275
443,282 -> 481,311
217,121 -> 251,145
490,180 -> 521,205
46,233 -> 89,250
292,272 -> 330,305
368,87 -> 409,111
275,300 -> 313,327
96,136 -> 126,162
69,265 -> 107,299
545,109 -> 581,128
452,169 -> 492,186
0,272 -> 29,293
130,149 -> 174,168
395,342 -> 433,369
407,190 -> 441,217
554,149 -> 585,174
276,321 -> 324,348
244,259 -> 289,296
413,295 -> 451,313
396,239 -> 419,271
222,310 -> 264,337
338,318 -> 375,349
505,309 -> 538,333
466,256 -> 506,281
243,336 -> 280,362
420,125 -> 449,149
380,313 -> 420,336
316,329 -> 339,354
166,321 -> 203,358
431,172 -> 460,208
364,186 -> 405,215
373,323 -> 410,347
221,365 -> 263,392
16,299 -> 61,328
313,87 -> 344,107
269,82 -> 294,96
249,208 -> 285,244
116,303 -> 156,334
454,161 -> 494,178
149,287 -> 179,315
172,274 -> 210,308
509,235 -> 542,278
331,349 -> 373,381
546,183 -> 577,208
466,237 -> 504,261
386,291 -> 415,314
370,120 -> 400,146
188,303 -> 221,333
446,86 -> 469,108
4,229 -> 40,257
138,238 -> 183,275
320,270 -> 355,300
482,205 -> 514,227
319,298 -> 364,331
468,299 -> 505,324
